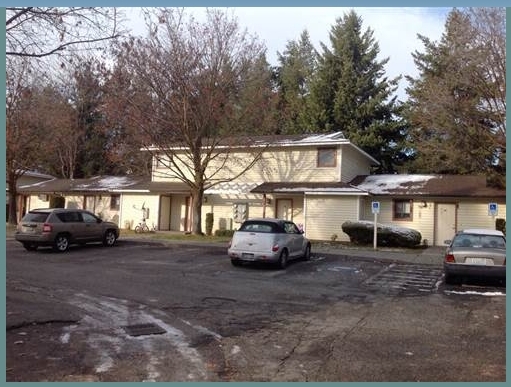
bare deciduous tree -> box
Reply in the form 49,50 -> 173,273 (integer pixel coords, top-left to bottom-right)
6,58 -> 55,223
114,8 -> 276,234
6,7 -> 123,58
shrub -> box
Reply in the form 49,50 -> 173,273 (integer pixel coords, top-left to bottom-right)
205,213 -> 214,236
341,220 -> 422,247
214,229 -> 235,237
496,218 -> 506,235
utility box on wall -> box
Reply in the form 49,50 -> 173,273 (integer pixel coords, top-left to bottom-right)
233,203 -> 248,223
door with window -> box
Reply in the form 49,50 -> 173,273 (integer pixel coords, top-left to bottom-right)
435,203 -> 457,245
276,199 -> 292,220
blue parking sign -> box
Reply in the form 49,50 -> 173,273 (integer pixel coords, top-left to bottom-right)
488,203 -> 498,216
372,201 -> 380,214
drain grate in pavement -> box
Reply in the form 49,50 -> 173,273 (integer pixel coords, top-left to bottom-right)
123,323 -> 167,337
364,264 -> 443,293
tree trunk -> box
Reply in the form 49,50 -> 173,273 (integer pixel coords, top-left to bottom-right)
191,188 -> 204,235
8,178 -> 18,225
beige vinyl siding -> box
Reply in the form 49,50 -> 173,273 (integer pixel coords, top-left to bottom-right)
457,201 -> 507,230
360,197 -> 435,244
169,195 -> 188,231
152,146 -> 341,183
28,195 -> 51,211
119,194 -> 160,230
237,147 -> 340,183
339,146 -> 374,182
305,195 -> 359,241
198,193 -> 305,234
200,194 -> 266,232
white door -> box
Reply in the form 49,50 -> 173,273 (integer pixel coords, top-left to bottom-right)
276,199 -> 292,220
435,203 -> 457,245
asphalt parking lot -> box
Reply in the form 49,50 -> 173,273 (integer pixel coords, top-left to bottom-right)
6,237 -> 506,381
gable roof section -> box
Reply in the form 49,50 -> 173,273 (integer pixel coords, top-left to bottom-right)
18,176 -> 190,195
350,174 -> 505,198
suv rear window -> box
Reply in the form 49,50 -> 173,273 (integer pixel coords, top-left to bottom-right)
22,212 -> 50,223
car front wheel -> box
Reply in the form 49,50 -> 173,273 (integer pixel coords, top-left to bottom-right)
53,234 -> 70,252
103,230 -> 117,247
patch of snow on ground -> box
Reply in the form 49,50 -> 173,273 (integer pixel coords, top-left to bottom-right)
444,290 -> 506,297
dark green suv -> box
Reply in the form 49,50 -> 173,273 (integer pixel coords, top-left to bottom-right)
15,208 -> 120,252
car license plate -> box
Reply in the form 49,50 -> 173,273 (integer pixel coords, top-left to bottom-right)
465,257 -> 494,265
242,253 -> 255,260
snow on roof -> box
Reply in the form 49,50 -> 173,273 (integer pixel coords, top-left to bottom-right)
280,131 -> 347,144
354,174 -> 436,195
74,176 -> 134,190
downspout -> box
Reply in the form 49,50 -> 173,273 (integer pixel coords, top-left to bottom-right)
263,193 -> 267,218
303,193 -> 307,236
119,194 -> 124,229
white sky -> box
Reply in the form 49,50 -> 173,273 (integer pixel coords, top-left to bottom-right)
124,7 -> 450,101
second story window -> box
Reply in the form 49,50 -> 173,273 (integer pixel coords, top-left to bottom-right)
317,148 -> 337,167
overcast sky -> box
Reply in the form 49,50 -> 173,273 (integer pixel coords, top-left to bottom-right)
124,7 -> 451,101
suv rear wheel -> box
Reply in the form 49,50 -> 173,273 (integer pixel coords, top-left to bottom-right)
53,234 -> 70,252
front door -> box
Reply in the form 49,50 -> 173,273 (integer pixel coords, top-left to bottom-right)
435,203 -> 457,245
276,199 -> 293,220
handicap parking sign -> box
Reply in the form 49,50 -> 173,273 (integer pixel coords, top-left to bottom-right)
488,202 -> 498,216
372,201 -> 380,214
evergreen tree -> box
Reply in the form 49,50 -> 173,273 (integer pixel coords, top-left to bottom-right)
307,10 -> 407,172
405,8 -> 505,187
275,30 -> 318,134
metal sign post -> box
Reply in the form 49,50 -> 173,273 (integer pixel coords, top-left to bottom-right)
371,201 -> 380,250
488,202 -> 498,226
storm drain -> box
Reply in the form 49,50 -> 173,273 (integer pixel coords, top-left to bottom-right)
123,323 -> 167,337
364,264 -> 443,294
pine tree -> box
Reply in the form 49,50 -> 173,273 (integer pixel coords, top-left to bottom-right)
307,10 -> 407,172
275,30 -> 318,134
405,8 -> 505,187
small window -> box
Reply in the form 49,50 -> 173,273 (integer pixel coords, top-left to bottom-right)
110,195 -> 120,211
317,148 -> 336,167
393,199 -> 413,220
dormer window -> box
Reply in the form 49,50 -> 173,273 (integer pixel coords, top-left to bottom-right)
317,147 -> 337,168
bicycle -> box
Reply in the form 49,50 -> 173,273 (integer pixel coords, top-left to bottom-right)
134,219 -> 156,233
